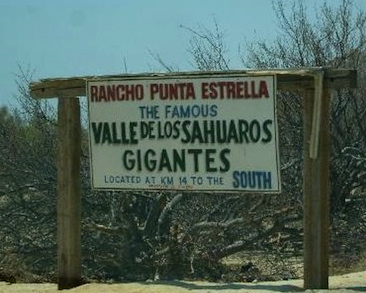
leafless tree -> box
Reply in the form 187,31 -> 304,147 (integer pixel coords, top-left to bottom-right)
244,0 -> 366,264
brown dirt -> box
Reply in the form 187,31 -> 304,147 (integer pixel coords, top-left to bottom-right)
0,271 -> 366,292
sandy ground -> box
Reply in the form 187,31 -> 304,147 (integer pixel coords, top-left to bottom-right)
0,271 -> 366,292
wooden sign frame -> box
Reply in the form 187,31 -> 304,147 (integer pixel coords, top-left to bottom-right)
29,68 -> 357,290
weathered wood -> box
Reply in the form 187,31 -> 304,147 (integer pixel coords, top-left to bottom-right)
29,67 -> 350,291
29,68 -> 357,99
324,68 -> 357,88
57,97 -> 82,290
303,86 -> 330,289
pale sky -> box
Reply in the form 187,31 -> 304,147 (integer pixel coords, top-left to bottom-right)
1,0 -> 365,106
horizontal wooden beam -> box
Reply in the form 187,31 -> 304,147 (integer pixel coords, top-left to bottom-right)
29,68 -> 357,99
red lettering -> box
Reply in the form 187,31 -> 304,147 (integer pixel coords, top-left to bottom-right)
116,85 -> 124,100
150,83 -> 196,100
169,84 -> 178,99
244,81 -> 250,98
90,86 -> 98,102
201,83 -> 209,99
236,82 -> 244,98
217,82 -> 225,98
251,81 -> 259,98
150,84 -> 159,100
99,86 -> 107,101
177,83 -> 186,99
90,84 -> 144,102
259,80 -> 269,97
200,80 -> 269,99
135,85 -> 144,100
125,85 -> 134,99
209,83 -> 218,99
186,83 -> 195,99
107,85 -> 116,101
226,82 -> 235,98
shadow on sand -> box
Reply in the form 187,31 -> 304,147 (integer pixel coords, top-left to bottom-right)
343,287 -> 366,292
141,280 -> 304,292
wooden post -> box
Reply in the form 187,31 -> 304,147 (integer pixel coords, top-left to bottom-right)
26,68 -> 354,290
57,97 -> 82,290
303,86 -> 330,289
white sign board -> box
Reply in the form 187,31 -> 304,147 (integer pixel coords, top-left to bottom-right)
87,74 -> 281,192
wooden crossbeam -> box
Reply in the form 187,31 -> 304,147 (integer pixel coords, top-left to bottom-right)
28,67 -> 357,290
29,68 -> 357,99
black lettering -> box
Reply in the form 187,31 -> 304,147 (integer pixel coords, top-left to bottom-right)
262,119 -> 273,143
123,150 -> 135,170
172,121 -> 181,139
216,120 -> 227,143
159,149 -> 172,171
227,120 -> 239,143
173,149 -> 186,171
145,149 -> 157,171
249,120 -> 261,143
203,120 -> 216,143
121,122 -> 129,144
91,122 -> 103,144
205,149 -> 217,172
191,121 -> 204,143
187,149 -> 203,172
181,120 -> 192,143
111,122 -> 121,143
102,122 -> 112,143
220,148 -> 230,172
129,122 -> 138,144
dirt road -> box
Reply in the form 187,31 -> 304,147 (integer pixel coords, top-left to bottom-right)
0,271 -> 365,292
